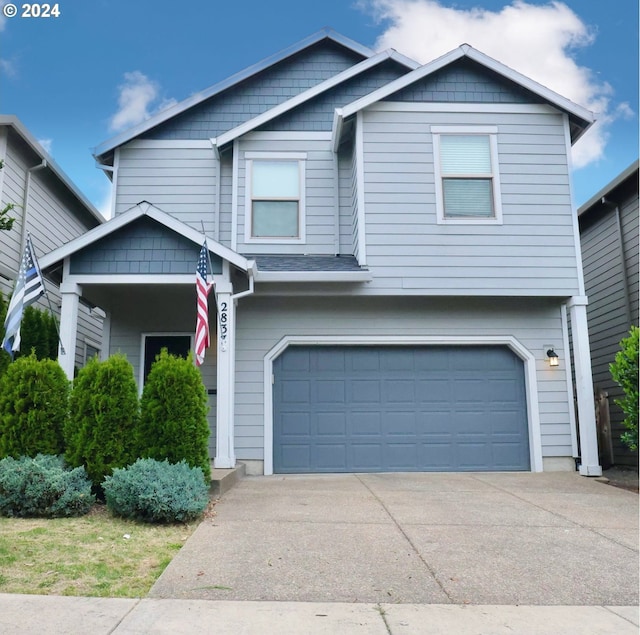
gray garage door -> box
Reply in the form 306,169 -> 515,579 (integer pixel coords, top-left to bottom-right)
273,345 -> 529,473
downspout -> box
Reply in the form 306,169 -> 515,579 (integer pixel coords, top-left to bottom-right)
231,260 -> 256,301
20,160 -> 47,251
601,197 -> 632,327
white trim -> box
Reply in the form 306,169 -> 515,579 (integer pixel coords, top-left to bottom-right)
231,139 -> 239,252
263,335 -> 543,476
215,50 -> 410,149
110,148 -> 120,220
124,139 -> 212,149
332,151 -> 340,253
244,132 -> 332,141
138,332 -> 194,392
82,337 -> 102,365
564,114 -> 587,296
100,310 -> 111,361
432,128 -> 503,225
40,200 -> 250,272
355,112 -> 367,265
561,303 -> 579,457
213,149 -> 221,241
338,45 -> 593,127
254,271 -> 372,282
331,108 -> 344,153
244,155 -> 307,245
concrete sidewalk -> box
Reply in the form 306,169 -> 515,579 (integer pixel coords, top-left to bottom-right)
1,595 -> 638,634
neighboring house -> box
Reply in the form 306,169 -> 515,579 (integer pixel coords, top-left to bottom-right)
578,161 -> 639,467
40,29 -> 602,476
0,115 -> 105,368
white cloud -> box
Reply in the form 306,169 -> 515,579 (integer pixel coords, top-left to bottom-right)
38,138 -> 53,155
0,58 -> 16,76
361,0 -> 631,168
109,71 -> 176,132
96,180 -> 113,220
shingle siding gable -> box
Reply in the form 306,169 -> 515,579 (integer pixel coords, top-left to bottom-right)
69,216 -> 223,275
258,60 -> 408,132
385,58 -> 544,104
142,42 -> 366,140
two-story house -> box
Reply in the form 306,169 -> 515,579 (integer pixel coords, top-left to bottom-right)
0,115 -> 105,368
40,29 -> 601,477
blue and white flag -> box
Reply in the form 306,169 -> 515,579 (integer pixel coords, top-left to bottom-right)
2,235 -> 46,357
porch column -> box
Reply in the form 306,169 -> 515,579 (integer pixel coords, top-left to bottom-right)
214,283 -> 236,468
58,281 -> 81,380
568,296 -> 602,476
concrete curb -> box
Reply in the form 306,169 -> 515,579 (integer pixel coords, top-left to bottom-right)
1,595 -> 638,634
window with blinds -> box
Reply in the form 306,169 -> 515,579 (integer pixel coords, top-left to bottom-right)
250,160 -> 301,238
440,134 -> 494,218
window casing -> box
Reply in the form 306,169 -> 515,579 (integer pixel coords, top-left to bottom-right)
245,153 -> 306,243
432,127 -> 502,224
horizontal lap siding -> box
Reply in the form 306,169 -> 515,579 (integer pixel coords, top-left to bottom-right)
115,145 -> 216,233
234,295 -> 571,461
236,139 -> 336,254
361,109 -> 580,296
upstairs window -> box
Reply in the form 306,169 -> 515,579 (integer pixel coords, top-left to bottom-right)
246,154 -> 306,243
433,128 -> 502,224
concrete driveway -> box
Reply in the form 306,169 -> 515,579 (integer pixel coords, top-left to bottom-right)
150,472 -> 638,606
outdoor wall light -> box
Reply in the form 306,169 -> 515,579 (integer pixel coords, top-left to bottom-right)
545,348 -> 559,367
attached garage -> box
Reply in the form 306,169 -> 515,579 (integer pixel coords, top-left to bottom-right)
273,345 -> 530,473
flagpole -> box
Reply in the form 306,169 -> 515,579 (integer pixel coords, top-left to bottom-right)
200,221 -> 218,311
29,233 -> 65,355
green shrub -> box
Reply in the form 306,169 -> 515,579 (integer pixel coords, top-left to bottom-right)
610,325 -> 639,451
65,354 -> 139,487
103,458 -> 209,523
136,349 -> 210,481
9,306 -> 59,362
0,454 -> 95,517
0,354 -> 69,458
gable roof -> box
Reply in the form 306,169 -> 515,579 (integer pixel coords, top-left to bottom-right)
39,200 -> 251,274
0,115 -> 104,226
332,44 -> 594,149
213,49 -> 419,152
94,29 -> 390,162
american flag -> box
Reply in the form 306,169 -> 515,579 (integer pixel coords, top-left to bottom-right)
2,235 -> 46,357
195,241 -> 213,366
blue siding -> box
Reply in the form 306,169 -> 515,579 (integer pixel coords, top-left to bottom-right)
385,58 -> 542,104
143,42 -> 366,140
69,216 -> 223,275
259,60 -> 408,132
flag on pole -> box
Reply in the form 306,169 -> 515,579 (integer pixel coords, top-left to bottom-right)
195,241 -> 213,366
2,235 -> 46,357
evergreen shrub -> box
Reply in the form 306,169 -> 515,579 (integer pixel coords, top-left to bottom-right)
0,354 -> 69,458
0,454 -> 94,517
103,457 -> 209,523
65,354 -> 139,487
136,349 -> 210,481
610,325 -> 639,451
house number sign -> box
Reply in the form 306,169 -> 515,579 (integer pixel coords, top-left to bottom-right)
219,301 -> 229,352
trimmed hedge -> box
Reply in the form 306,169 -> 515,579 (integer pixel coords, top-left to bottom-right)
136,350 -> 210,482
0,354 -> 69,458
610,325 -> 639,451
103,458 -> 209,523
0,454 -> 95,518
65,354 -> 139,487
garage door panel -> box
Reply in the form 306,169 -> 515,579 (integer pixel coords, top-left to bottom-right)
351,444 -> 383,470
274,346 -> 529,473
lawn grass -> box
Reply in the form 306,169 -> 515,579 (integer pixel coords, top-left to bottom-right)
0,504 -> 203,597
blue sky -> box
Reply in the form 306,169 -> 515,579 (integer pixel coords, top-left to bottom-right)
0,0 -> 637,215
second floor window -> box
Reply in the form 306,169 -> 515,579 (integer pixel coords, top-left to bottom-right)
433,128 -> 503,224
249,159 -> 303,239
